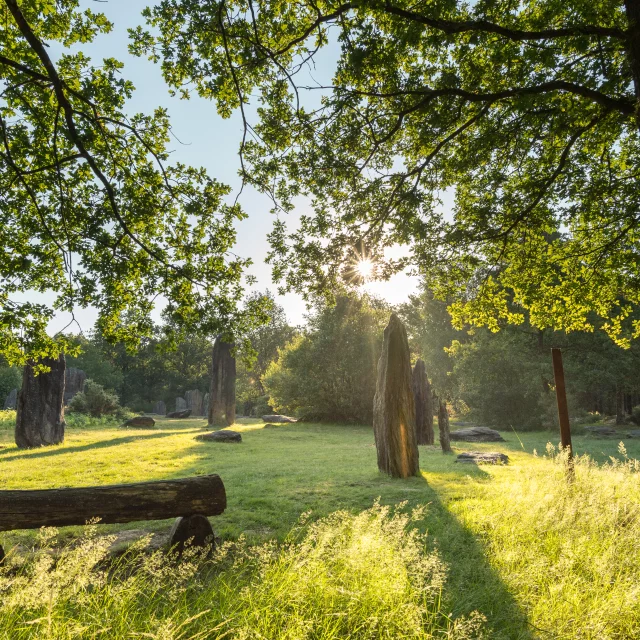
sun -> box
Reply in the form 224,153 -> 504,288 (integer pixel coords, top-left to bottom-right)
356,259 -> 375,282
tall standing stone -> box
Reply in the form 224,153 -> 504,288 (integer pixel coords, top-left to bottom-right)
64,367 -> 86,404
373,314 -> 419,478
15,355 -> 66,449
3,388 -> 17,410
412,359 -> 434,445
209,338 -> 236,427
176,397 -> 187,412
152,400 -> 166,415
438,400 -> 452,453
203,393 -> 210,419
185,389 -> 204,416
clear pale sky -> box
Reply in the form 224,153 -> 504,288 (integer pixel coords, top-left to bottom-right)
41,1 -> 422,332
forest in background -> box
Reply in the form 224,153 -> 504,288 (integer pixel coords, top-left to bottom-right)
3,290 -> 639,431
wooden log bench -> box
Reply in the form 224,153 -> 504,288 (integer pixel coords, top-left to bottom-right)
0,474 -> 226,562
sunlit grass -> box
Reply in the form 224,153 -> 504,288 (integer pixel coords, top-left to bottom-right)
1,417 -> 640,637
0,505 -> 484,639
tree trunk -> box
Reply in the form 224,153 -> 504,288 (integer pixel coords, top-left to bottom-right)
438,400 -> 452,453
209,338 -> 236,426
373,314 -> 420,478
0,474 -> 226,531
15,355 -> 66,449
625,0 -> 640,127
616,384 -> 625,425
412,359 -> 434,445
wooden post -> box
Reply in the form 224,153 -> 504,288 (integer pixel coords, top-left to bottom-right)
551,348 -> 574,473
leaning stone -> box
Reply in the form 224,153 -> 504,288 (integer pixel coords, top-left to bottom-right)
373,313 -> 420,478
3,388 -> 17,410
196,430 -> 242,443
449,427 -> 505,442
15,355 -> 66,448
456,451 -> 509,464
166,409 -> 192,419
122,416 -> 155,428
261,414 -> 297,423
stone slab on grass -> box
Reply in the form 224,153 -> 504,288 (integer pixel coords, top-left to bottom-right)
262,414 -> 297,423
456,451 -> 509,465
449,426 -> 505,442
122,416 -> 156,429
196,430 -> 242,443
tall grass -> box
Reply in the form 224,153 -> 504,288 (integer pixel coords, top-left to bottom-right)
462,443 -> 640,639
0,504 -> 484,639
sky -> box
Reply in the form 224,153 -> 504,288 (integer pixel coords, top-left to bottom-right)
41,0 -> 422,332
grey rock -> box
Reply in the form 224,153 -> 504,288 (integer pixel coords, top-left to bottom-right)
373,314 -> 420,478
449,426 -> 505,442
203,393 -> 210,418
175,397 -> 187,412
166,409 -> 192,419
3,388 -> 17,410
185,389 -> 204,416
262,414 -> 298,423
64,367 -> 86,404
583,425 -> 627,437
456,451 -> 509,464
152,400 -> 166,415
627,430 -> 640,437
196,430 -> 242,443
122,416 -> 155,428
15,355 -> 66,448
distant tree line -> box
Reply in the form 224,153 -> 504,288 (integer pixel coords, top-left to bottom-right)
3,288 -> 640,429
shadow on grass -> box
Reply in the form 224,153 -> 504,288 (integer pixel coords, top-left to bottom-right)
175,423 -> 534,638
0,430 -> 188,462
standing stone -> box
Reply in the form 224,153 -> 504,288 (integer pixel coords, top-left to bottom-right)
152,400 -> 166,415
176,397 -> 187,412
209,338 -> 236,427
185,389 -> 204,416
203,393 -> 210,419
3,388 -> 17,410
438,400 -> 452,453
373,314 -> 420,478
412,359 -> 434,445
15,355 -> 66,449
64,367 -> 86,404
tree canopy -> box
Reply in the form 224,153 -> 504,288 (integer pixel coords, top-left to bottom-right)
135,0 -> 640,344
0,0 -> 257,366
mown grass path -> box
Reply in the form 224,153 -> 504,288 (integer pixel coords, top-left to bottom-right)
1,418 -> 639,639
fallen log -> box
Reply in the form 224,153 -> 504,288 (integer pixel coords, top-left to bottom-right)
0,474 -> 226,532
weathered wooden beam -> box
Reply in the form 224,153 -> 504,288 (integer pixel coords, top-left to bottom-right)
0,475 -> 226,532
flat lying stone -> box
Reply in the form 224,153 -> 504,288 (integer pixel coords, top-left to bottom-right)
262,414 -> 297,423
196,430 -> 242,443
627,429 -> 640,437
122,416 -> 155,428
583,426 -> 621,437
166,409 -> 192,419
449,427 -> 505,442
456,451 -> 509,464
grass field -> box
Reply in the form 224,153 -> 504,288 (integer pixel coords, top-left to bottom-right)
1,416 -> 639,639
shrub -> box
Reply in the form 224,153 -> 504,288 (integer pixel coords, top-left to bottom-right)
629,405 -> 640,425
263,295 -> 389,423
0,409 -> 15,430
68,380 -> 121,417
